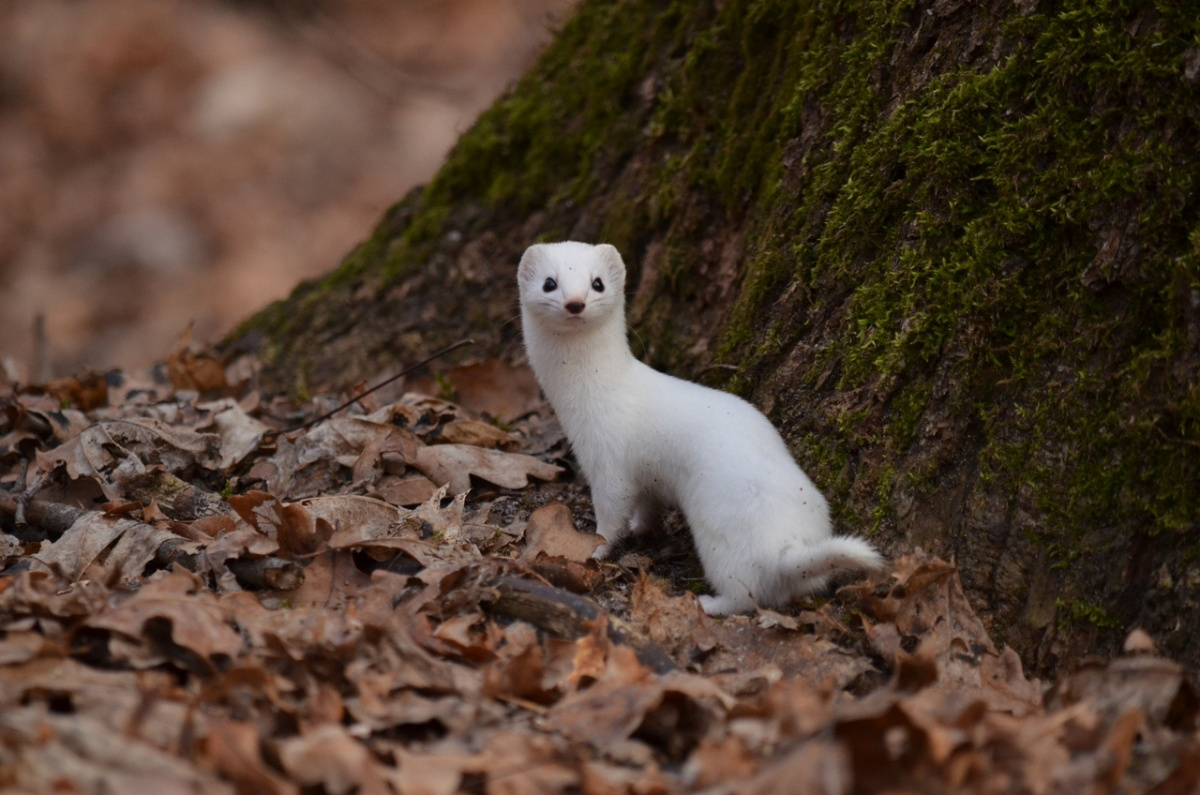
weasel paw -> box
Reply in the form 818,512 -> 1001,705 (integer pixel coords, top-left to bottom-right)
698,594 -> 738,616
592,543 -> 611,560
698,591 -> 759,616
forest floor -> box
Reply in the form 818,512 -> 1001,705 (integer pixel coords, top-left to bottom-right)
1,339 -> 1198,794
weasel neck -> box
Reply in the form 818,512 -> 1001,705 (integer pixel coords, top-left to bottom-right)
525,313 -> 635,414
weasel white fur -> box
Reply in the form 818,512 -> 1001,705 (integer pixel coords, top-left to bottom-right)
518,241 -> 883,615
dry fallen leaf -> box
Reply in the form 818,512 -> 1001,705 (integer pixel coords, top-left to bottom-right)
2,706 -> 233,795
630,572 -> 716,664
427,359 -> 543,422
30,511 -> 188,585
5,366 -> 1200,795
849,551 -> 1042,717
277,724 -> 390,795
413,444 -> 563,494
520,501 -> 605,562
86,569 -> 243,665
437,418 -> 521,450
202,718 -> 296,795
1123,627 -> 1156,655
40,372 -> 110,411
34,418 -> 222,500
168,322 -> 228,394
374,473 -> 438,507
199,398 -> 268,469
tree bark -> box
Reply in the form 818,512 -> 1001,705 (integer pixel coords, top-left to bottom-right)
225,0 -> 1200,674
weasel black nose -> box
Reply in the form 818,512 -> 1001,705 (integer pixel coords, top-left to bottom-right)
565,301 -> 585,315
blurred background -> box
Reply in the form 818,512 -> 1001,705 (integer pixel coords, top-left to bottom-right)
0,0 -> 575,381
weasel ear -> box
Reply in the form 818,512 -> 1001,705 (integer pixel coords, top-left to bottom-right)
595,243 -> 626,275
518,244 -> 547,284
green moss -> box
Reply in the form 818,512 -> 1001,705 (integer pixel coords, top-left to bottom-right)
706,0 -> 1199,557
1058,598 -> 1123,632
433,371 -> 455,403
887,377 -> 933,449
370,0 -> 691,284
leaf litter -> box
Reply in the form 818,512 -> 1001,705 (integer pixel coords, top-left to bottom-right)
1,345 -> 1198,794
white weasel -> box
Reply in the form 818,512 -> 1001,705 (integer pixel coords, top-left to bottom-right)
518,241 -> 883,615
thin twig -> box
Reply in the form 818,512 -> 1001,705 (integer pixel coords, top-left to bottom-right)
33,313 -> 50,383
267,338 -> 475,437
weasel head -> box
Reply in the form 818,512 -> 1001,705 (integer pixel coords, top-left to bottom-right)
518,242 -> 626,334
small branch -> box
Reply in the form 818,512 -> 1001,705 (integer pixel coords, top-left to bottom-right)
152,537 -> 199,571
0,490 -> 86,541
1,495 -> 305,592
226,556 -> 305,591
489,575 -> 677,673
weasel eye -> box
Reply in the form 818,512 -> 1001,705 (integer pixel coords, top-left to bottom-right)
591,278 -> 605,292
542,277 -> 557,292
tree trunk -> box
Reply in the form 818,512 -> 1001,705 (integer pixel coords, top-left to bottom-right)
225,0 -> 1200,674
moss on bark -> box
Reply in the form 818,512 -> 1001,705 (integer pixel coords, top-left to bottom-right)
228,0 -> 1200,673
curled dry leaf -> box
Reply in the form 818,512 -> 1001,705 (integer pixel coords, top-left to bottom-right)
1,706 -> 233,795
168,322 -> 229,394
352,425 -> 422,484
0,659 -> 191,753
755,609 -> 802,631
414,443 -> 562,495
548,635 -> 649,728
229,490 -> 333,556
1048,654 -> 1194,727
474,731 -> 582,795
395,393 -> 466,425
0,397 -> 92,450
436,418 -> 521,450
297,493 -> 408,539
202,718 -> 296,795
731,740 -> 850,795
30,511 -> 189,585
0,629 -> 50,665
388,746 -> 479,795
295,416 -> 413,467
40,372 -> 110,411
548,642 -> 727,763
86,569 -> 243,664
630,572 -> 717,664
34,418 -> 222,500
429,359 -> 543,422
847,550 -> 1042,717
0,570 -> 110,625
198,397 -> 268,469
374,473 -> 438,507
278,724 -> 390,795
520,501 -> 605,563
202,520 -> 281,575
258,410 -> 425,499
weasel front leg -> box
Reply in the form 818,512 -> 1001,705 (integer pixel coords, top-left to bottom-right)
590,482 -> 639,559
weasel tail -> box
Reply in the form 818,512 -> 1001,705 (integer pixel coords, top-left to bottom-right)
784,537 -> 883,580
